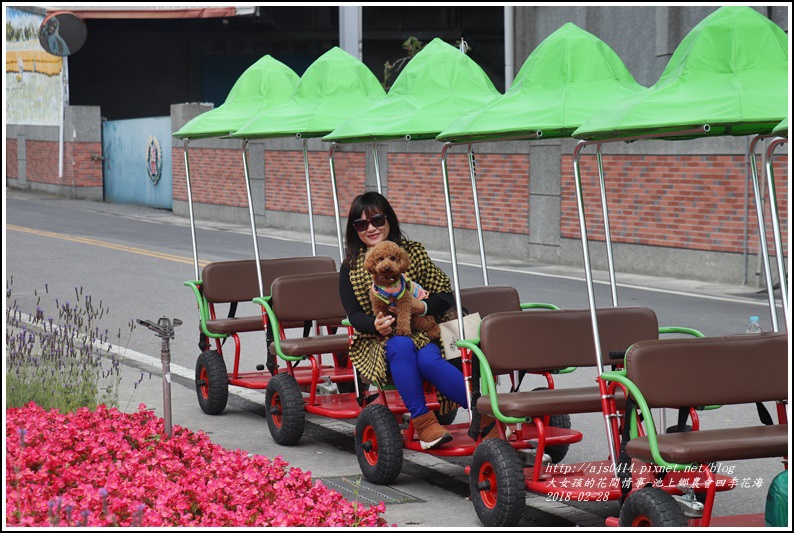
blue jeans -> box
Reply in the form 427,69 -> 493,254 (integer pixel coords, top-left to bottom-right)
384,335 -> 467,418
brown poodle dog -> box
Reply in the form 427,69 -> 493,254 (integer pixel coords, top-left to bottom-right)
364,241 -> 441,340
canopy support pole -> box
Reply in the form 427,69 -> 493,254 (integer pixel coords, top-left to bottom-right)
764,136 -> 789,330
574,140 -> 620,473
182,139 -> 200,281
441,142 -> 472,420
372,143 -> 383,194
748,135 -> 780,332
328,143 -> 345,264
301,137 -> 318,256
438,135 -> 539,287
596,145 -> 619,306
241,140 -> 264,297
467,145 -> 489,286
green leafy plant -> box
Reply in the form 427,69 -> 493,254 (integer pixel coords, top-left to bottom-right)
5,278 -> 133,411
381,36 -> 473,91
382,36 -> 424,91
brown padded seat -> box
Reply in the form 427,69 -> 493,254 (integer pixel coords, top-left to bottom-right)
201,256 -> 336,334
206,316 -> 267,335
272,334 -> 350,358
201,256 -> 336,303
206,315 -> 341,335
477,386 -> 627,417
463,287 -> 622,417
626,424 -> 789,464
624,332 -> 788,464
475,307 -> 658,418
479,307 -> 659,374
268,271 -> 349,358
460,286 -> 522,317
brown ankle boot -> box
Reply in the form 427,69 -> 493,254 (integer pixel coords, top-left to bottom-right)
479,413 -> 501,440
479,414 -> 512,441
412,411 -> 452,449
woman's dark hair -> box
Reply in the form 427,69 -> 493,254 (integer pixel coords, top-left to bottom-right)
343,192 -> 405,266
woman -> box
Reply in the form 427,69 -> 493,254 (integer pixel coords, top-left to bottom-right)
339,192 -> 497,449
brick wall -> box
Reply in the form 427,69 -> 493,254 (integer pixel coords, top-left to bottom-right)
388,152 -> 530,234
560,154 -> 789,256
172,147 -> 249,207
6,139 -> 18,180
332,151 -> 368,218
23,140 -> 102,187
264,150 -> 366,217
64,142 -> 103,186
260,151 -> 530,234
25,141 -> 59,185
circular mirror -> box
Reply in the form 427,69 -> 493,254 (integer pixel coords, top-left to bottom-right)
38,11 -> 87,57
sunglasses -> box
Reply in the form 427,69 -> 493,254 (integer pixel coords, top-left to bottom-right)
352,213 -> 388,232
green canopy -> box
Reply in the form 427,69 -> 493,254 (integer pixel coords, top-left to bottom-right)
437,23 -> 645,143
573,6 -> 788,141
772,117 -> 787,137
172,55 -> 299,140
323,38 -> 500,143
231,47 -> 386,139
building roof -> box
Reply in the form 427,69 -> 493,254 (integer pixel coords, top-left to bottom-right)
45,5 -> 256,19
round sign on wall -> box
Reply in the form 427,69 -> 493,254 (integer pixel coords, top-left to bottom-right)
146,135 -> 163,185
39,11 -> 87,57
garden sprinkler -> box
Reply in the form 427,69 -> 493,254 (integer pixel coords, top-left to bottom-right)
137,317 -> 182,437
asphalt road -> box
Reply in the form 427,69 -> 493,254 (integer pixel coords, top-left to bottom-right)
4,188 -> 789,528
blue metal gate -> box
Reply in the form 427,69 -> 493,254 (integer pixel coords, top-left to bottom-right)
102,116 -> 172,209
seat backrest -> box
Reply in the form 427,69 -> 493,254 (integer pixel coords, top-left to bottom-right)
269,271 -> 346,324
625,332 -> 788,408
460,286 -> 521,318
478,306 -> 659,373
201,256 -> 336,303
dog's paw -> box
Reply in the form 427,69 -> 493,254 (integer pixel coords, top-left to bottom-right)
427,326 -> 441,340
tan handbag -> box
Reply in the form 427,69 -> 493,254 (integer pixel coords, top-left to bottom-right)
438,312 -> 481,360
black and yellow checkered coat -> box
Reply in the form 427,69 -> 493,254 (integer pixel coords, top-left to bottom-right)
343,239 -> 459,413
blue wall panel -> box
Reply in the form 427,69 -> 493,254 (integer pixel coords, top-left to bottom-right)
102,116 -> 172,209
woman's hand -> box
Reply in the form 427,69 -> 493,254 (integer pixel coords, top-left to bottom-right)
374,311 -> 395,336
409,294 -> 426,315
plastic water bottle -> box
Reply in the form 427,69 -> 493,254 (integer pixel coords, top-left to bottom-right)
745,315 -> 764,334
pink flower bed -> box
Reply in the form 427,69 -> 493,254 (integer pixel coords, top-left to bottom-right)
6,403 -> 389,527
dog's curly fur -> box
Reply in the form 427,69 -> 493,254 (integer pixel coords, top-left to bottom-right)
364,241 -> 441,340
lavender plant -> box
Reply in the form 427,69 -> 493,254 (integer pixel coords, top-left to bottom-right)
5,278 -> 133,411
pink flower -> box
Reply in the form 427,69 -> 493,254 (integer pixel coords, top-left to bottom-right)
6,403 -> 390,527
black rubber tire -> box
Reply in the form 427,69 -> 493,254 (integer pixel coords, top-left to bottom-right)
436,406 -> 459,426
470,438 -> 526,527
265,373 -> 306,445
531,387 -> 571,463
619,486 -> 688,527
355,403 -> 403,484
195,350 -> 228,415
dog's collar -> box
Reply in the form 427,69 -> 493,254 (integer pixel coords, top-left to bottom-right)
372,275 -> 407,305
